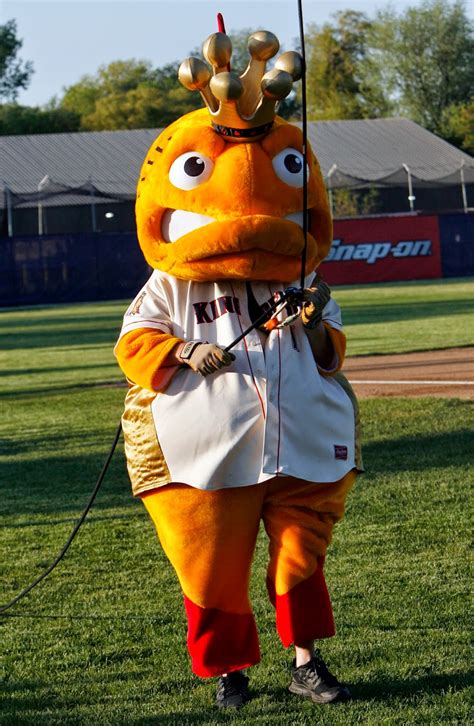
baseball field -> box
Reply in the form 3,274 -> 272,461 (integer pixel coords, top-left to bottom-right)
1,278 -> 472,724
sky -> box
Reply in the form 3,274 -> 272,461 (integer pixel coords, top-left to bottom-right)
3,0 -> 474,107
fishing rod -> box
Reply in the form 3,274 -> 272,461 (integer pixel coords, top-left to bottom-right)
1,1 -> 310,615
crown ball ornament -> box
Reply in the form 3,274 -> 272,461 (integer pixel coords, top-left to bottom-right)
178,58 -> 211,90
178,57 -> 218,112
275,51 -> 304,81
209,72 -> 243,102
202,32 -> 232,72
247,30 -> 280,61
261,68 -> 293,100
178,29 -> 303,141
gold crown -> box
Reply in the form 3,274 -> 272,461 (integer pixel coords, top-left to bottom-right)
178,31 -> 302,142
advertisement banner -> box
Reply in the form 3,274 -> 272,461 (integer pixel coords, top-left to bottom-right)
320,215 -> 442,285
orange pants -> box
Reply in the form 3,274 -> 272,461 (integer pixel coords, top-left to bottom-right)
142,471 -> 356,677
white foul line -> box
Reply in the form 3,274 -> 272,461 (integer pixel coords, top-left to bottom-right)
349,380 -> 474,386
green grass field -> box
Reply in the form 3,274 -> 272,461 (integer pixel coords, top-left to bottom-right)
1,279 -> 472,724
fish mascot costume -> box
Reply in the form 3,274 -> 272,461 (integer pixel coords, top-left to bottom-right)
115,22 -> 362,710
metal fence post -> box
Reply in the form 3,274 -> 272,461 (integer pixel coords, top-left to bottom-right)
402,163 -> 415,212
89,179 -> 97,232
5,185 -> 13,237
460,162 -> 468,214
326,164 -> 338,217
37,175 -> 50,235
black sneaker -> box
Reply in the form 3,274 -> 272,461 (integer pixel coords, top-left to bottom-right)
216,671 -> 251,709
289,650 -> 351,704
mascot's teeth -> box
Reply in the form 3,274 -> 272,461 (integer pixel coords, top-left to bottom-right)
162,209 -> 309,243
285,212 -> 306,228
162,209 -> 216,243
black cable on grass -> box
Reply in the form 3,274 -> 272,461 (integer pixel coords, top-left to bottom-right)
0,291 -> 295,617
0,420 -> 123,615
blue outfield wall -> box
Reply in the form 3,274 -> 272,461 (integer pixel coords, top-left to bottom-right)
439,213 -> 474,278
0,232 -> 150,306
0,212 -> 473,306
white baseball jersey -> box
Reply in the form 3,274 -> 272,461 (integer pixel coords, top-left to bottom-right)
117,270 -> 358,491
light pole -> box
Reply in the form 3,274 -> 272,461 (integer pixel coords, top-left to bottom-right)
460,161 -> 468,214
37,175 -> 50,235
4,185 -> 14,237
326,164 -> 338,216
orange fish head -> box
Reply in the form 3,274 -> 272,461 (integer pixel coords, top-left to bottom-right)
136,107 -> 332,282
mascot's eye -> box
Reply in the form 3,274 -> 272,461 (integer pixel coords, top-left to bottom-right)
272,148 -> 309,188
169,152 -> 214,190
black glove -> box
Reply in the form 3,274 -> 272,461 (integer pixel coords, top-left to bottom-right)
301,279 -> 331,329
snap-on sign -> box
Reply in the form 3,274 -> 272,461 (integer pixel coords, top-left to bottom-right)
320,214 -> 442,284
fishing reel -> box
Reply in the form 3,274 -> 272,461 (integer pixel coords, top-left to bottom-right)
262,286 -> 305,331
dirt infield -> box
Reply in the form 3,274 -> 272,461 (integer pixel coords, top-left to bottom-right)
344,347 -> 474,399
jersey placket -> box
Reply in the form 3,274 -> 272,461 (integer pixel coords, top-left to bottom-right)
250,282 -> 284,476
230,281 -> 267,421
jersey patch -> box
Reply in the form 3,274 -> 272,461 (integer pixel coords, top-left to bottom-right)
127,291 -> 147,316
334,445 -> 348,460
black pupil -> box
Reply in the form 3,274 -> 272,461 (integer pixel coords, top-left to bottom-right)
184,156 -> 205,177
284,154 -> 302,174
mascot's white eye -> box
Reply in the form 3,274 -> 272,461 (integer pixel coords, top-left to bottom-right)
169,152 -> 214,190
272,148 -> 309,188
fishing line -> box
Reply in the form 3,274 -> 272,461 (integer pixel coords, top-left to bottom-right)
297,0 -> 309,292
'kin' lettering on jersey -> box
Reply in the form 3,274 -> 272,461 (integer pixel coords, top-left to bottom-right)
193,296 -> 242,324
193,290 -> 300,325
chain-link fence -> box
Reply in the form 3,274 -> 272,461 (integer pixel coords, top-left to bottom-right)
0,232 -> 150,306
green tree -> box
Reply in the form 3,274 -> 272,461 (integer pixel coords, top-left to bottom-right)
305,11 -> 392,120
372,0 -> 474,135
439,99 -> 474,153
0,103 -> 80,135
60,76 -> 100,120
0,19 -> 33,101
331,187 -> 381,218
59,59 -> 201,130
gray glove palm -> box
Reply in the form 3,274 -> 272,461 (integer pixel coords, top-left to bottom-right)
180,342 -> 235,377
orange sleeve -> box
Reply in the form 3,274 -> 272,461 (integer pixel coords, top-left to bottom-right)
318,323 -> 346,376
115,327 -> 183,392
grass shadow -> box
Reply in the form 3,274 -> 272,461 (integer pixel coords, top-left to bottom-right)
363,429 -> 473,473
352,670 -> 472,702
0,380 -> 125,400
343,298 -> 474,326
0,328 -> 118,351
0,362 -> 115,379
0,450 -> 129,518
